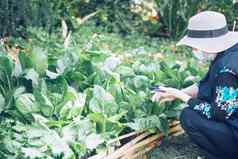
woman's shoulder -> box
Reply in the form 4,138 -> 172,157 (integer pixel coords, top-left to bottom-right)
213,49 -> 238,77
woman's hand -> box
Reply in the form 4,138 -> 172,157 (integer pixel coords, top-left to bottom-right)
151,86 -> 192,103
151,91 -> 176,104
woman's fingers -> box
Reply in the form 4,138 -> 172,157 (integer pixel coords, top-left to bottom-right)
151,86 -> 191,103
151,91 -> 175,102
151,86 -> 178,103
159,92 -> 175,99
151,86 -> 181,103
159,86 -> 183,98
151,93 -> 160,102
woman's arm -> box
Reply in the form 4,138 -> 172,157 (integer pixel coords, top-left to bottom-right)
158,71 -> 238,120
181,83 -> 199,98
151,83 -> 198,103
187,72 -> 238,120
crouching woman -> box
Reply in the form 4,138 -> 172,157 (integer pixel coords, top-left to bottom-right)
152,11 -> 238,159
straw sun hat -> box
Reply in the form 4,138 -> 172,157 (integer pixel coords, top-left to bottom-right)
177,11 -> 238,53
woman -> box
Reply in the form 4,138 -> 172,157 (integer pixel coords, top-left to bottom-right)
152,11 -> 238,159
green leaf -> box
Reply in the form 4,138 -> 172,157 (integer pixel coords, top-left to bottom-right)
32,114 -> 49,124
24,69 -> 39,86
13,87 -> 25,98
0,93 -> 5,113
102,56 -> 121,71
2,136 -> 21,155
60,87 -> 86,119
18,51 -> 33,69
25,123 -> 75,158
89,85 -> 118,116
85,133 -> 104,150
22,147 -> 44,158
127,115 -> 161,131
133,75 -> 149,89
0,55 -> 13,77
108,83 -> 124,103
61,118 -> 94,146
108,111 -> 127,122
60,103 -> 71,120
46,70 -> 60,79
165,110 -> 179,118
62,124 -> 78,144
15,93 -> 39,115
34,91 -> 54,117
40,96 -> 54,117
64,86 -> 78,102
116,66 -> 135,77
88,113 -> 124,135
30,47 -> 48,76
12,63 -> 22,77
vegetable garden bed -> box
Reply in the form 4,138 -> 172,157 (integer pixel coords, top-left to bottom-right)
0,25 -> 207,159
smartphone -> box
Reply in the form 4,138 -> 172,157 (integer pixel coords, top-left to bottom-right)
150,85 -> 166,92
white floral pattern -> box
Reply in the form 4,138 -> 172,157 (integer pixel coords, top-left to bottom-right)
193,102 -> 212,119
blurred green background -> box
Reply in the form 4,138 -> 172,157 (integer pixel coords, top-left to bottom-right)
1,0 -> 238,39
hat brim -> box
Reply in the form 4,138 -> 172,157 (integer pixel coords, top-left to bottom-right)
177,31 -> 238,53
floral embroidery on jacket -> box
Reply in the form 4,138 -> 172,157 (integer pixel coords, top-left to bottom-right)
220,67 -> 237,76
193,103 -> 212,119
216,86 -> 238,118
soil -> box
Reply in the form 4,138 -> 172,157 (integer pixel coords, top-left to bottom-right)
148,133 -> 207,159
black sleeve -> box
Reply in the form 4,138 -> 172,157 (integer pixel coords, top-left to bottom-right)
187,72 -> 238,121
